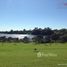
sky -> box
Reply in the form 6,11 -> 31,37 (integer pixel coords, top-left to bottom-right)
0,0 -> 67,31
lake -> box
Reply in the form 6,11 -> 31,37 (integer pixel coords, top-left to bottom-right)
0,34 -> 35,39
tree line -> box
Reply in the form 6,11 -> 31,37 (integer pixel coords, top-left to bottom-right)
0,27 -> 67,43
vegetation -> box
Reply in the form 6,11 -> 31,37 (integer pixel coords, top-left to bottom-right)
0,27 -> 67,43
22,36 -> 30,43
0,43 -> 66,67
0,27 -> 67,67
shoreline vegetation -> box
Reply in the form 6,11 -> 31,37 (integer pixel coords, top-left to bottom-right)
0,27 -> 67,43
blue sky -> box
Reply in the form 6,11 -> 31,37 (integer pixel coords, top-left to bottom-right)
0,0 -> 67,31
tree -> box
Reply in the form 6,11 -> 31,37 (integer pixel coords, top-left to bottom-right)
59,34 -> 67,43
32,35 -> 43,43
7,37 -> 13,42
32,27 -> 42,35
43,36 -> 51,43
50,33 -> 59,42
22,36 -> 30,43
0,36 -> 6,42
42,27 -> 54,36
9,29 -> 14,34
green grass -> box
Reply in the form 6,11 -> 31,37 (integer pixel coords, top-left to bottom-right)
0,42 -> 67,67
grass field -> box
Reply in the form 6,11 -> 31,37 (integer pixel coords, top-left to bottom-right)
0,42 -> 67,67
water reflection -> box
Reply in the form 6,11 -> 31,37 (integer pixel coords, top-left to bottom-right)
0,34 -> 34,39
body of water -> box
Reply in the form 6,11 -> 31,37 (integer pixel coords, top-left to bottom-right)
0,34 -> 35,39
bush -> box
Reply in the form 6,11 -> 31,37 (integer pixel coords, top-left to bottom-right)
22,36 -> 30,43
43,36 -> 51,43
32,35 -> 44,43
59,34 -> 67,43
